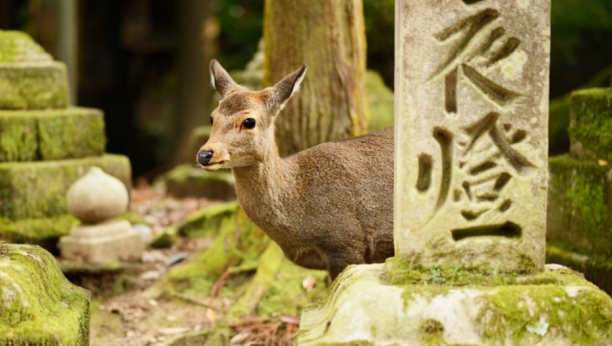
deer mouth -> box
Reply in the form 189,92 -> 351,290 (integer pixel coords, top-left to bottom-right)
202,161 -> 225,170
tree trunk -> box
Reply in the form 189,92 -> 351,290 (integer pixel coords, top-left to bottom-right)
263,0 -> 369,156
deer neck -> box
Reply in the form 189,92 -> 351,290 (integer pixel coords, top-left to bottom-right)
231,147 -> 294,213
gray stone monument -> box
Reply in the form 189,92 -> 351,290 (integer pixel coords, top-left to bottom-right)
297,1 -> 612,345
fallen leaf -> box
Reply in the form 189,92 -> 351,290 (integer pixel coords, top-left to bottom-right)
206,308 -> 218,322
598,159 -> 608,166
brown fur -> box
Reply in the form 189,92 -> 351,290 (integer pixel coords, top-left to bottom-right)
200,60 -> 394,279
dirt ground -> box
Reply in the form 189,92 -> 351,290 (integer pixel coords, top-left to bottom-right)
88,181 -> 301,346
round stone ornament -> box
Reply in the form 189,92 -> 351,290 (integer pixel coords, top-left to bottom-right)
67,167 -> 129,223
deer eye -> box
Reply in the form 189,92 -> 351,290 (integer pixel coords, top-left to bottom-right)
243,118 -> 256,129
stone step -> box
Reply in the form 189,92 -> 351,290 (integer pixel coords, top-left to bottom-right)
0,61 -> 70,110
569,87 -> 612,161
547,154 -> 612,258
0,30 -> 70,110
0,154 -> 132,221
0,107 -> 106,162
0,243 -> 90,345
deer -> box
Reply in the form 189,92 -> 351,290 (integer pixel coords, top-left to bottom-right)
197,60 -> 394,280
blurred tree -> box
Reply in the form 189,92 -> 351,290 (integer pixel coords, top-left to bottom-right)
263,0 -> 369,156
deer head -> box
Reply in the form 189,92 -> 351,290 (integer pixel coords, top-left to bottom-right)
197,60 -> 307,170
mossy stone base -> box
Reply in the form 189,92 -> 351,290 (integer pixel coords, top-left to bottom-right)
0,214 -> 78,255
164,164 -> 235,200
0,62 -> 70,110
0,244 -> 90,345
177,201 -> 239,238
0,30 -> 52,63
547,155 -> 612,257
547,245 -> 612,296
0,155 -> 132,221
297,263 -> 612,346
569,88 -> 612,161
0,107 -> 105,162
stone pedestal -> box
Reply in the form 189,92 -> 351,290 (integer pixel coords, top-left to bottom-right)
59,219 -> 144,262
297,263 -> 612,346
0,30 -> 132,252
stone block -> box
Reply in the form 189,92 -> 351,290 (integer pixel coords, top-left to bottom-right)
0,107 -> 106,162
0,215 -> 78,255
569,88 -> 612,162
0,243 -> 90,345
0,62 -> 70,110
394,0 -> 550,273
59,219 -> 144,263
298,263 -> 612,346
0,155 -> 132,221
164,164 -> 235,200
547,155 -> 612,257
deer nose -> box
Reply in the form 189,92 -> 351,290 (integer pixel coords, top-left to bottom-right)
197,151 -> 214,165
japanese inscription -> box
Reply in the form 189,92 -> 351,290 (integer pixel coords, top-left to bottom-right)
394,0 -> 550,273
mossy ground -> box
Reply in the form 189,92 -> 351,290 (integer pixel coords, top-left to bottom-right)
569,88 -> 612,161
0,154 -> 131,221
0,107 -> 106,162
547,154 -> 612,257
0,244 -> 90,346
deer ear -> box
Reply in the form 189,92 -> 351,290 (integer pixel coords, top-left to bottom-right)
272,65 -> 307,110
210,59 -> 238,97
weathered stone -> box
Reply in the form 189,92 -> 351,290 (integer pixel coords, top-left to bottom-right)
394,0 -> 550,273
547,245 -> 612,297
0,107 -> 106,162
0,155 -> 132,221
0,243 -> 90,345
547,154 -> 612,257
297,263 -> 612,346
0,62 -> 70,110
0,30 -> 52,63
67,167 -> 129,224
59,219 -> 144,263
569,88 -> 612,162
164,164 -> 235,200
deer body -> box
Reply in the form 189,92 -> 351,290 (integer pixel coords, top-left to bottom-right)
199,60 -> 394,279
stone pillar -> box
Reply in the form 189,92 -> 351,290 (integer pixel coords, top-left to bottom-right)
394,0 -> 550,274
297,1 -> 612,345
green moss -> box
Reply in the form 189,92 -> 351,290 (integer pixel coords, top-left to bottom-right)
0,107 -> 106,162
150,227 -> 178,249
547,245 -> 612,296
365,70 -> 394,131
152,206 -> 269,299
569,88 -> 612,161
118,210 -> 149,225
0,62 -> 70,110
419,319 -> 444,346
0,214 -> 78,254
547,155 -> 612,257
257,258 -> 329,318
0,154 -> 132,221
178,201 -> 239,238
0,31 -> 51,62
0,244 -> 90,345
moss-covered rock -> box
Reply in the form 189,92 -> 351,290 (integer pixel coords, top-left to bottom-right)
547,245 -> 612,297
177,201 -> 239,238
0,155 -> 132,221
0,30 -> 52,63
547,155 -> 612,257
0,243 -> 90,345
298,263 -> 612,346
0,214 -> 78,255
164,164 -> 236,200
0,62 -> 70,110
0,107 -> 106,162
569,88 -> 612,161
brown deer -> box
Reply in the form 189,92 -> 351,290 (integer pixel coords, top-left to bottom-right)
197,60 -> 394,279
